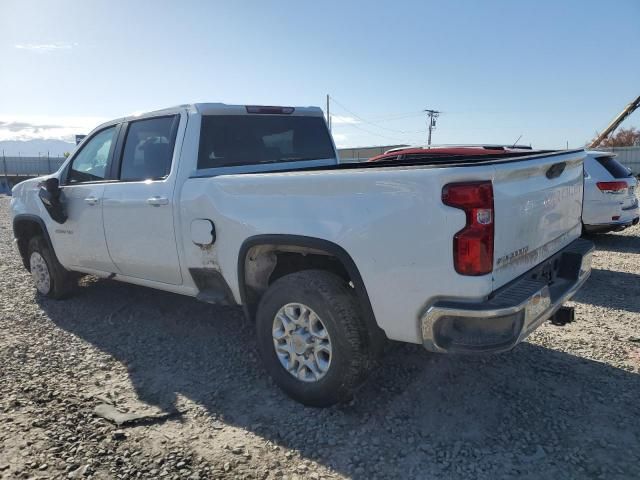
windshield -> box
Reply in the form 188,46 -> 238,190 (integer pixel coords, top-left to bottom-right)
197,115 -> 335,169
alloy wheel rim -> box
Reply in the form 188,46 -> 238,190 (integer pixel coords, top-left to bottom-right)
272,303 -> 332,382
30,252 -> 51,294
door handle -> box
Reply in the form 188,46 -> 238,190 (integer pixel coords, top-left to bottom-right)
146,196 -> 169,206
84,196 -> 99,206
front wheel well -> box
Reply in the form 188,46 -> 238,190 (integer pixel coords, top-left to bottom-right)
13,217 -> 48,270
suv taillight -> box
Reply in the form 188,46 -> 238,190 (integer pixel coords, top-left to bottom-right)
596,181 -> 627,194
442,181 -> 494,276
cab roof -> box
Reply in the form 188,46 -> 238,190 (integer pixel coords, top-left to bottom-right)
91,103 -> 325,134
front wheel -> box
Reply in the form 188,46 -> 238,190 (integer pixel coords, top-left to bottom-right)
256,270 -> 371,407
27,236 -> 75,299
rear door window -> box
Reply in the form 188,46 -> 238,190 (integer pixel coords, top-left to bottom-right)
119,116 -> 180,181
197,115 -> 335,169
595,156 -> 632,179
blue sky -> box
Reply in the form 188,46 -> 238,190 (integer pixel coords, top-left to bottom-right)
1,0 -> 639,148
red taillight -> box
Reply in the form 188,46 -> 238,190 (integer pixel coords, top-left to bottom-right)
596,181 -> 627,194
442,181 -> 494,276
245,105 -> 295,114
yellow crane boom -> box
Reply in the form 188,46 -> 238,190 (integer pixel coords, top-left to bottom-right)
589,94 -> 640,149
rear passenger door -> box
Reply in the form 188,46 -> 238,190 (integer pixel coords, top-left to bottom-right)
102,114 -> 184,285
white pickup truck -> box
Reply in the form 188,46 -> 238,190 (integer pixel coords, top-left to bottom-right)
11,103 -> 594,406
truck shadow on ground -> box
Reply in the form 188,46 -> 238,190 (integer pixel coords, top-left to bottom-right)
571,268 -> 640,313
588,231 -> 640,254
37,278 -> 640,479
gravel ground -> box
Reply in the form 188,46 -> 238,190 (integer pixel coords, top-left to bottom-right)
1,194 -> 639,480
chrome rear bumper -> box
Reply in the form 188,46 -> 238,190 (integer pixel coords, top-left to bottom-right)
421,238 -> 594,354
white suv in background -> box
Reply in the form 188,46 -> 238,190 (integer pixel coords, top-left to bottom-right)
583,152 -> 639,233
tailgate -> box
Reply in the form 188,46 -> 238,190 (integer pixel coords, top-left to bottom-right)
492,149 -> 585,289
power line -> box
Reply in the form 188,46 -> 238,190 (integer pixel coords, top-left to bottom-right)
338,121 -> 412,143
328,96 -> 421,135
366,111 -> 425,122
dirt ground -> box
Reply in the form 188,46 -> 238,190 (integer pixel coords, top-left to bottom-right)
1,194 -> 639,479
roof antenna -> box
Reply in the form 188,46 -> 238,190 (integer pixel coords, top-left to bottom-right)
511,134 -> 523,148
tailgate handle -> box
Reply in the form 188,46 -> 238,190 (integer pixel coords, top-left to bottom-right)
546,162 -> 566,179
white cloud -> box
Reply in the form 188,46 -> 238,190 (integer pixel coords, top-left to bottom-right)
0,115 -> 108,142
332,133 -> 349,148
330,115 -> 359,125
14,42 -> 77,52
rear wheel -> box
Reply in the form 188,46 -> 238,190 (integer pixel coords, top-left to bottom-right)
27,236 -> 75,299
256,270 -> 371,407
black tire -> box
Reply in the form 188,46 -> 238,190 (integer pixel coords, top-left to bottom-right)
256,270 -> 372,407
27,236 -> 75,299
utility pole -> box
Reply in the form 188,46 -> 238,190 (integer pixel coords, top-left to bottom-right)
326,94 -> 331,131
424,109 -> 440,145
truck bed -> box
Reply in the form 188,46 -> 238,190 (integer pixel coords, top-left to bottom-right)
180,148 -> 586,343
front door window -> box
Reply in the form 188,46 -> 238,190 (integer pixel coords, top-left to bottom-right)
68,127 -> 116,183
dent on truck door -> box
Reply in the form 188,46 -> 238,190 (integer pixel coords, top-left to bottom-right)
101,115 -> 183,285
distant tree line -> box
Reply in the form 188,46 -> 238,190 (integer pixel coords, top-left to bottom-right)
596,127 -> 640,147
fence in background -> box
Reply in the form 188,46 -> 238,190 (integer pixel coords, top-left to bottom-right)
2,147 -> 640,192
595,146 -> 640,175
1,155 -> 66,176
1,156 -> 67,194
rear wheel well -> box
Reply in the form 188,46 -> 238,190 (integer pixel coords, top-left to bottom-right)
13,217 -> 48,270
239,237 -> 387,353
242,244 -> 350,311
270,251 -> 350,284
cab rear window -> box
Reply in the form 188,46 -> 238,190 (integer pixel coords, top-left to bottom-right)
596,156 -> 632,179
197,115 -> 335,169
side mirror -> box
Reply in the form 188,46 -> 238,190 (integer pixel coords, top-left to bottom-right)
39,177 -> 67,224
45,177 -> 60,196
